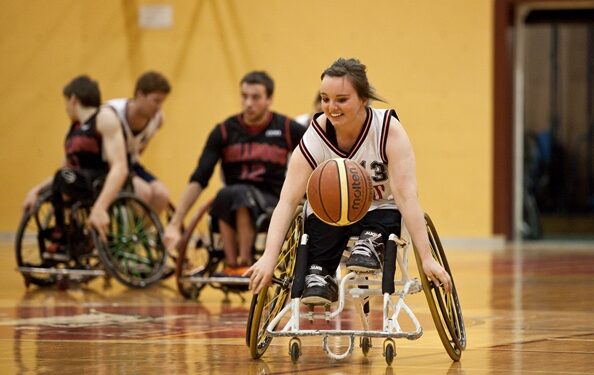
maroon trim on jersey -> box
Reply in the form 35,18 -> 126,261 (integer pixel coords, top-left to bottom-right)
299,139 -> 317,170
380,109 -> 395,164
347,107 -> 372,158
66,136 -> 101,155
310,108 -> 372,159
310,115 -> 344,156
237,112 -> 273,135
222,143 -> 289,165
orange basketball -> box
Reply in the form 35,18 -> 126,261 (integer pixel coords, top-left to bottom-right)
306,158 -> 373,226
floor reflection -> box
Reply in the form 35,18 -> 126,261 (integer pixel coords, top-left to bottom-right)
1,242 -> 594,374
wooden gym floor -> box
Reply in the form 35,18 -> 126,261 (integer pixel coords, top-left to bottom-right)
1,240 -> 593,374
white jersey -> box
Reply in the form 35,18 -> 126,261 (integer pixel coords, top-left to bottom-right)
299,107 -> 399,212
106,98 -> 162,163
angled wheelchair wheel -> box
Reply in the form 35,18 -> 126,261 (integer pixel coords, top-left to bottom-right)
247,207 -> 303,359
94,193 -> 167,288
175,200 -> 213,299
413,214 -> 466,361
15,190 -> 58,287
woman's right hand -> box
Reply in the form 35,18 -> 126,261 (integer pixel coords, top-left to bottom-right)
244,253 -> 278,294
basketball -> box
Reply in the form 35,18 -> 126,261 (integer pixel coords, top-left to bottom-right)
306,158 -> 373,226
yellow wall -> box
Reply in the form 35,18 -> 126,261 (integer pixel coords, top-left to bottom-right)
0,0 -> 493,236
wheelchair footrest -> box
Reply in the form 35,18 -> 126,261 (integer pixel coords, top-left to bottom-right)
268,328 -> 423,340
17,266 -> 105,277
184,275 -> 249,285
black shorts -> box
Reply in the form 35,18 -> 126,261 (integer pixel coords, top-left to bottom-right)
209,184 -> 278,229
51,168 -> 106,205
304,209 -> 402,273
132,162 -> 156,183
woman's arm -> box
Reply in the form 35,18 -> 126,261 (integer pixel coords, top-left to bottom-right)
386,117 -> 452,292
245,147 -> 312,293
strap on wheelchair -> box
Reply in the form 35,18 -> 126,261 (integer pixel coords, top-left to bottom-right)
381,235 -> 398,294
290,234 -> 309,299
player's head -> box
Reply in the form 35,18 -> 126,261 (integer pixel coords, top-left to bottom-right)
240,71 -> 274,124
134,71 -> 171,97
63,75 -> 101,122
63,75 -> 101,108
320,58 -> 383,103
241,71 -> 274,98
320,58 -> 384,126
133,71 -> 171,117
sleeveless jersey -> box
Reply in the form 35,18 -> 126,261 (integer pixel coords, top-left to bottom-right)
299,107 -> 399,212
106,98 -> 162,163
190,112 -> 306,197
64,110 -> 108,172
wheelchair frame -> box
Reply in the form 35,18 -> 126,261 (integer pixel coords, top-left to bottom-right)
175,199 -> 271,300
246,207 -> 466,366
15,188 -> 168,289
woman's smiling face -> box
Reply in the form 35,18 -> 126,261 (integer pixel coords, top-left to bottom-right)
320,76 -> 367,128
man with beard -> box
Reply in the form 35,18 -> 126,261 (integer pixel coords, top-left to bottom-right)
164,71 -> 305,276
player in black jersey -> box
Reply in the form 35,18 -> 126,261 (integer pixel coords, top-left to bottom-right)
22,75 -> 128,260
165,71 -> 306,277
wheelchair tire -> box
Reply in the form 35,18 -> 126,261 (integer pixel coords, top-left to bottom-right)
94,193 -> 167,288
413,213 -> 466,361
15,190 -> 58,287
175,200 -> 213,299
247,207 -> 303,359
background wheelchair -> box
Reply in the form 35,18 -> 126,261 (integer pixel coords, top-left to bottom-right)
175,199 -> 271,301
245,206 -> 466,366
15,186 -> 168,289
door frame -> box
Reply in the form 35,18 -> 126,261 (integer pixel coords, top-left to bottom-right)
493,0 -> 594,239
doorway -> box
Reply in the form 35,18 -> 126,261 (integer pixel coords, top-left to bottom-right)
514,3 -> 594,240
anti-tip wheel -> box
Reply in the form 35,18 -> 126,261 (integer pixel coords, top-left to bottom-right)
289,337 -> 301,364
383,338 -> 395,366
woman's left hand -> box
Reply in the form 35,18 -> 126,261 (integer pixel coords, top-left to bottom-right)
422,257 -> 452,293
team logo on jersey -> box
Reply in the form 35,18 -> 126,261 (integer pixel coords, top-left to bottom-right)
60,169 -> 77,184
265,129 -> 282,137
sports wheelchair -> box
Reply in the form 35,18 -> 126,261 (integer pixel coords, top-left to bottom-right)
15,186 -> 168,289
175,199 -> 271,300
245,206 -> 466,366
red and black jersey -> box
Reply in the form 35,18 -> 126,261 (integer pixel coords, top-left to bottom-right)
190,112 -> 306,197
64,110 -> 108,172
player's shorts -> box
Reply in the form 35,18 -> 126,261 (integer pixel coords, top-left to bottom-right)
51,168 -> 106,205
209,184 -> 278,229
304,209 -> 402,272
132,162 -> 156,183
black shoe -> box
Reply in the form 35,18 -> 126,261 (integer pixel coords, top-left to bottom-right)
42,243 -> 70,262
346,230 -> 384,272
42,227 -> 70,262
301,264 -> 338,305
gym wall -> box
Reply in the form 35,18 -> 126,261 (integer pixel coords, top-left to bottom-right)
0,0 -> 492,238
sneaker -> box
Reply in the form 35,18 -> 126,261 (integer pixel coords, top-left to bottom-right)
301,264 -> 338,305
346,230 -> 384,272
213,265 -> 250,278
42,227 -> 70,262
42,243 -> 71,262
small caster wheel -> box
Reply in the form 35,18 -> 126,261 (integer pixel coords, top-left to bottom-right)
360,336 -> 372,356
289,337 -> 301,364
383,338 -> 396,366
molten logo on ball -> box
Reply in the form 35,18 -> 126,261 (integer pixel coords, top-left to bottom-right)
307,158 -> 373,226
